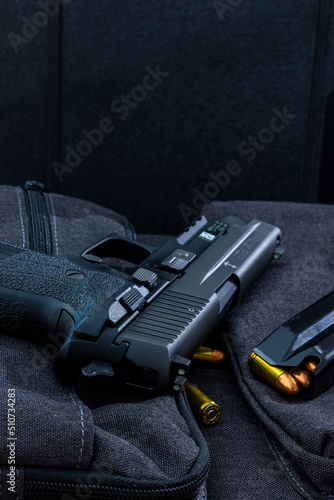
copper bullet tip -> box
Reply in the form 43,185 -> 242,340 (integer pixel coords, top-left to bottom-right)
192,346 -> 225,365
209,349 -> 225,364
304,359 -> 318,373
290,368 -> 312,390
275,372 -> 299,396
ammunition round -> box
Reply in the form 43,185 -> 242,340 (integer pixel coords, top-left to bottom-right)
200,402 -> 222,425
192,346 -> 225,365
249,352 -> 299,396
275,372 -> 299,396
290,367 -> 312,391
184,383 -> 222,425
304,359 -> 318,373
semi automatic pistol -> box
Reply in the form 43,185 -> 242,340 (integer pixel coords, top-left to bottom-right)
0,215 -> 281,393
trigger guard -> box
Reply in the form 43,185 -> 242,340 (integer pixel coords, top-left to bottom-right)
81,234 -> 155,265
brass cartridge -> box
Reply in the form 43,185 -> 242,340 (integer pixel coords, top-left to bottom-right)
184,383 -> 222,425
249,352 -> 299,396
192,346 -> 225,365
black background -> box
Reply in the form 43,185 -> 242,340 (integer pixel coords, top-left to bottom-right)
1,0 -> 333,234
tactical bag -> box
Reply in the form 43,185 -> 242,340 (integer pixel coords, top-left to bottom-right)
1,181 -> 334,499
0,181 -> 209,500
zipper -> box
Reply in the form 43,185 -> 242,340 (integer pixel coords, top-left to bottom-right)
20,184 -> 209,498
23,180 -> 52,254
25,392 -> 210,500
25,470 -> 209,499
25,465 -> 209,500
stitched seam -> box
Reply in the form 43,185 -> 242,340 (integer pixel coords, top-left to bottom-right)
270,439 -> 314,500
70,393 -> 85,469
227,336 -> 334,499
0,240 -> 25,250
47,194 -> 59,255
15,188 -> 26,248
226,334 -> 333,462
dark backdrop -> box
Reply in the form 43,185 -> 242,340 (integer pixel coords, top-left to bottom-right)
1,0 -> 333,233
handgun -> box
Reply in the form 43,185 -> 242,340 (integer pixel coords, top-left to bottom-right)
0,215 -> 281,393
249,290 -> 334,398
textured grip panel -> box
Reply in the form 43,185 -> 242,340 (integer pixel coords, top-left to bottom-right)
0,297 -> 26,332
0,251 -> 125,318
124,290 -> 209,345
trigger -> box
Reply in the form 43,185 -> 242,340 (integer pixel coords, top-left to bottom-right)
79,360 -> 115,392
81,360 -> 115,379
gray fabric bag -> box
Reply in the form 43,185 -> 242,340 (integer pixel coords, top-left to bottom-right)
0,182 -> 209,500
198,200 -> 334,500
